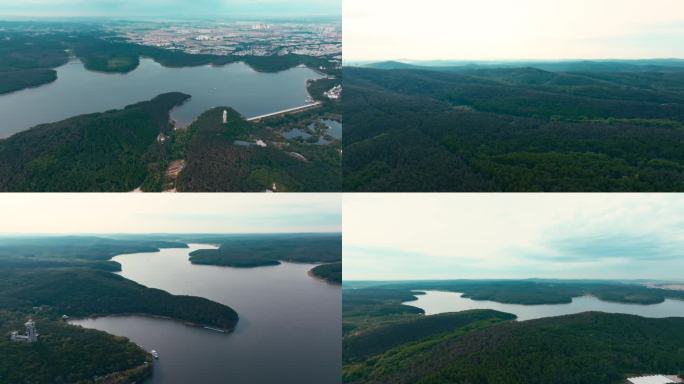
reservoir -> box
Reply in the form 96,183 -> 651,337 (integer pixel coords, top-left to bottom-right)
404,290 -> 684,321
70,244 -> 341,384
0,59 -> 323,138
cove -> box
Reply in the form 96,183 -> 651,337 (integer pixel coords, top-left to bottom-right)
404,290 -> 684,321
70,244 -> 341,384
0,59 -> 323,138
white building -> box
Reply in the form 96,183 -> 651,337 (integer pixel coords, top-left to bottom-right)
10,319 -> 38,343
255,139 -> 267,148
223,110 -> 228,125
628,375 -> 683,384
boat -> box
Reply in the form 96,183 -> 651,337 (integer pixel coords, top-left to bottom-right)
151,349 -> 159,359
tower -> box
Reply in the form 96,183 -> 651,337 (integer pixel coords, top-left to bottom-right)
222,110 -> 228,125
25,319 -> 38,343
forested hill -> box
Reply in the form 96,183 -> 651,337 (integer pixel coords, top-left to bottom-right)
364,59 -> 684,73
175,107 -> 342,192
0,268 -> 239,331
0,310 -> 152,384
344,311 -> 684,384
189,233 -> 342,267
343,283 -> 684,384
0,92 -> 189,192
343,66 -> 684,192
0,236 -> 239,383
310,262 -> 342,284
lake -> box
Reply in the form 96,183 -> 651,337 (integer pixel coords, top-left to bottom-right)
404,290 -> 684,321
70,244 -> 341,384
0,59 -> 323,138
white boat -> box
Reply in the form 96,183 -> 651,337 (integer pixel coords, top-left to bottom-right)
151,349 -> 159,359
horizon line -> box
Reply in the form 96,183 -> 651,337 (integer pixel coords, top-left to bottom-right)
0,231 -> 342,236
344,57 -> 684,64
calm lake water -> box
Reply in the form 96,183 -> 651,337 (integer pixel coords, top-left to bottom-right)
70,244 -> 341,384
404,290 -> 684,321
0,59 -> 323,138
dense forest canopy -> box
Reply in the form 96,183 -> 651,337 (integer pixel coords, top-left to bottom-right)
0,234 -> 241,383
175,106 -> 341,192
0,310 -> 152,384
310,262 -> 342,284
343,64 -> 684,191
189,233 -> 342,267
343,282 -> 684,384
0,268 -> 239,331
0,92 -> 189,192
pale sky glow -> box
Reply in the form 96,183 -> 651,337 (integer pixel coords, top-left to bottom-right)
344,0 -> 684,61
0,0 -> 340,19
0,194 -> 341,234
344,194 -> 684,281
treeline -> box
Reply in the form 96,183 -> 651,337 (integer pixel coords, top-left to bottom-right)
373,280 -> 683,305
310,262 -> 342,284
0,30 -> 70,94
0,92 -> 189,192
0,236 -> 187,271
189,233 -> 342,268
343,67 -> 684,191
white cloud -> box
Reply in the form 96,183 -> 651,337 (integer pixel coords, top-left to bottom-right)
343,194 -> 684,280
344,0 -> 684,61
0,193 -> 341,234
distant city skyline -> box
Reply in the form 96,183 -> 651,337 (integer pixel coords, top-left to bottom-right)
344,0 -> 684,61
0,0 -> 340,19
0,194 -> 341,234
344,194 -> 684,281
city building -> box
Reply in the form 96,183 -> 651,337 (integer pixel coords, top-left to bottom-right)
10,319 -> 39,343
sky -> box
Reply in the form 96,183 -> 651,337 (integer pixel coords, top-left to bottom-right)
0,194 -> 341,234
344,0 -> 684,62
0,0 -> 340,19
344,194 -> 684,281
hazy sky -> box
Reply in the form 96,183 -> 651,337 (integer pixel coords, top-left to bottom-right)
344,194 -> 684,281
344,0 -> 684,61
0,194 -> 341,234
0,0 -> 340,19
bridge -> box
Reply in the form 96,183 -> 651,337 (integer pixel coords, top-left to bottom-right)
246,102 -> 322,122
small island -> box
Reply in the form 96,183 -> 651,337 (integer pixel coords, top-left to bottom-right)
188,234 -> 342,277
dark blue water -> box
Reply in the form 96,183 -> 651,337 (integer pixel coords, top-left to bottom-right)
71,244 -> 341,384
